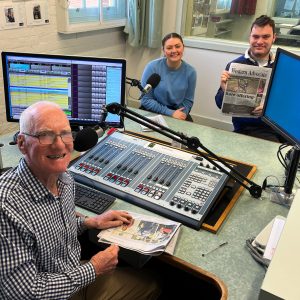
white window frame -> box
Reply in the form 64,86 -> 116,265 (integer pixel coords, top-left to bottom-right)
56,0 -> 126,34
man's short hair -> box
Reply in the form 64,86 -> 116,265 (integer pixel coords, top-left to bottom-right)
250,15 -> 275,34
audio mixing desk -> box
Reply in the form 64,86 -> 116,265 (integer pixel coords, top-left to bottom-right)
69,131 -> 233,229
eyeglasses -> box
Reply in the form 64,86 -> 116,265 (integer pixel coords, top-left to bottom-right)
22,131 -> 73,145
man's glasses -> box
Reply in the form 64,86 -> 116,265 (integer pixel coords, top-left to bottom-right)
22,131 -> 73,145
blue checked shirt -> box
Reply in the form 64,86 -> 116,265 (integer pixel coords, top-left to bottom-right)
0,158 -> 96,299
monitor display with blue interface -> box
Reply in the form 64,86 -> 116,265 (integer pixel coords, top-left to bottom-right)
262,48 -> 300,146
1,52 -> 126,128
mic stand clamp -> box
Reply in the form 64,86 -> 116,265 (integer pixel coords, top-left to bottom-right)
126,77 -> 141,87
106,103 -> 263,199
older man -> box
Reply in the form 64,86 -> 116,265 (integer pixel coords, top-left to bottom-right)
0,101 -> 160,299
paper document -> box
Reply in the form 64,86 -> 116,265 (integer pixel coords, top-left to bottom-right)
140,115 -> 168,132
263,218 -> 286,261
98,211 -> 181,256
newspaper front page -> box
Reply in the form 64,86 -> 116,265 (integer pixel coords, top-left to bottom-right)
221,63 -> 272,117
97,212 -> 181,256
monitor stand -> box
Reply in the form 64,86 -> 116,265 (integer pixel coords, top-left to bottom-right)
271,147 -> 300,207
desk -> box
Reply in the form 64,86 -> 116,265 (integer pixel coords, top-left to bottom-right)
259,189 -> 300,300
0,110 -> 294,300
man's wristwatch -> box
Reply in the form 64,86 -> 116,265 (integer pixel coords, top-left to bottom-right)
79,215 -> 88,230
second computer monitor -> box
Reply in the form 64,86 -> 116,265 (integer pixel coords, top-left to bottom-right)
262,47 -> 300,146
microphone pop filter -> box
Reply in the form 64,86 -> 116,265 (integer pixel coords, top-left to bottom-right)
73,127 -> 98,152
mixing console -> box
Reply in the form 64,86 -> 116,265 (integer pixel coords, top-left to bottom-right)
69,131 -> 230,229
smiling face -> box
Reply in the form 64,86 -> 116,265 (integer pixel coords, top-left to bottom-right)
18,104 -> 73,185
163,37 -> 184,68
249,24 -> 276,60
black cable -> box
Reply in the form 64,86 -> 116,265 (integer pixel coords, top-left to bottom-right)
245,238 -> 269,271
263,143 -> 300,189
262,175 -> 283,191
277,143 -> 289,169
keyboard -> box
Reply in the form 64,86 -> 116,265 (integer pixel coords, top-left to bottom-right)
75,182 -> 116,214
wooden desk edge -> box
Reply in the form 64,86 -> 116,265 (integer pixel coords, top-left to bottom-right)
203,164 -> 257,233
158,253 -> 228,300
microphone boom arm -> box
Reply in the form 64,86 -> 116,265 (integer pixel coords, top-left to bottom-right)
106,103 -> 262,198
126,77 -> 142,89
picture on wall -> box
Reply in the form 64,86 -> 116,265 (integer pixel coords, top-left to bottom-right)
25,0 -> 49,26
5,7 -> 15,23
0,3 -> 25,30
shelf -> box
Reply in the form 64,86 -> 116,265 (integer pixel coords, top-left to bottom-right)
214,30 -> 232,37
214,19 -> 233,25
209,10 -> 231,15
277,33 -> 300,41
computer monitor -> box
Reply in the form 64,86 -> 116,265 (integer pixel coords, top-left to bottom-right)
1,51 -> 126,129
262,47 -> 300,146
262,47 -> 300,199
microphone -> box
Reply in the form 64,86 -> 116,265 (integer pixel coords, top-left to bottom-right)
73,126 -> 105,152
138,73 -> 161,100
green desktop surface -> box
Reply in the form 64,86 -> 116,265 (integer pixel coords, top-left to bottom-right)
0,109 -> 294,300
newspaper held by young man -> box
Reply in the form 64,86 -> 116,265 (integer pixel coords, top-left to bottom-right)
221,63 -> 272,117
97,211 -> 181,256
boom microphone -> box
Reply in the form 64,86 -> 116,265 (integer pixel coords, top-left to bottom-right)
73,126 -> 105,152
139,73 -> 161,100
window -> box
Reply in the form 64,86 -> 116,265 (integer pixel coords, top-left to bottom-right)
181,0 -> 300,50
56,0 -> 127,33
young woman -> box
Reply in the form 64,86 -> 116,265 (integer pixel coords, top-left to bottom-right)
140,33 -> 197,121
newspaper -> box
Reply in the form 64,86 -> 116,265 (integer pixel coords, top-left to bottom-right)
221,63 -> 272,117
140,114 -> 169,132
97,212 -> 181,256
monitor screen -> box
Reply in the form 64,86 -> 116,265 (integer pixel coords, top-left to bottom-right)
1,51 -> 126,128
262,48 -> 300,146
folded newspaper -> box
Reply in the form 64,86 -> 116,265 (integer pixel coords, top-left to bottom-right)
221,63 -> 272,117
97,212 -> 181,256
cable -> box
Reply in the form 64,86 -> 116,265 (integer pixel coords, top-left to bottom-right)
277,143 -> 289,169
262,143 -> 300,193
262,175 -> 282,191
245,238 -> 269,271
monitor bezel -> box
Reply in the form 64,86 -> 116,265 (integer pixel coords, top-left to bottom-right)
262,47 -> 300,146
1,51 -> 126,128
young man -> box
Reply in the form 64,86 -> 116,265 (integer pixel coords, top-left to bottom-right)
215,15 -> 285,143
0,101 -> 160,299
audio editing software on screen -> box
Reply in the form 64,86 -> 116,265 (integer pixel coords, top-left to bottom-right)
3,54 -> 124,127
